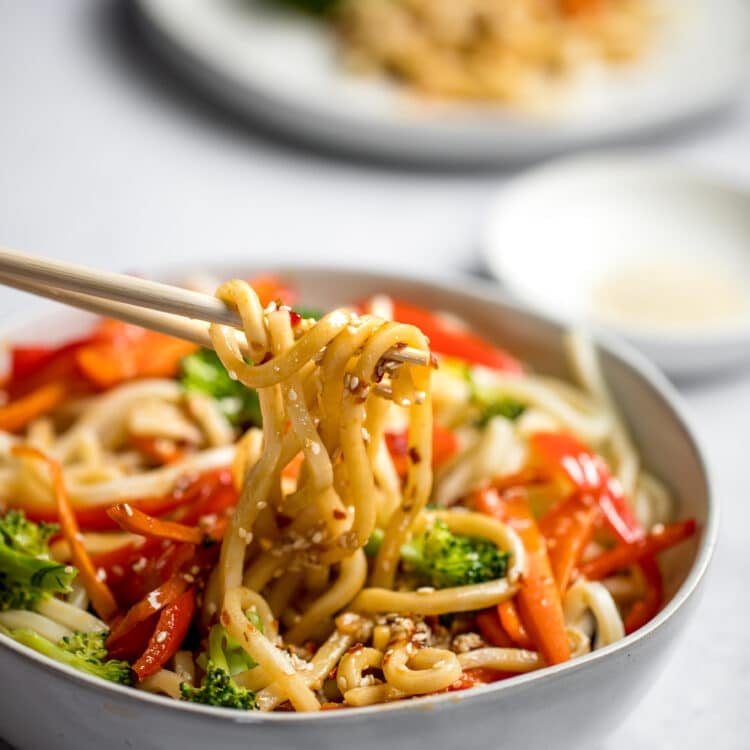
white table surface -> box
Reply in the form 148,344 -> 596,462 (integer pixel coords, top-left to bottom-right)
0,3 -> 748,749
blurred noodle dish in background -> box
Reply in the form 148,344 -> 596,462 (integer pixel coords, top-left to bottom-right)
279,0 -> 653,104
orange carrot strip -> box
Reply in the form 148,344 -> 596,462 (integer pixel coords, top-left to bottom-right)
475,608 -> 514,648
579,519 -> 697,582
106,503 -> 205,545
539,494 -> 600,593
0,382 -> 67,433
497,601 -> 536,650
474,486 -> 570,665
129,435 -> 185,466
11,445 -> 118,621
76,321 -> 197,389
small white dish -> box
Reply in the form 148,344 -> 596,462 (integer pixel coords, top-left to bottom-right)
483,153 -> 750,378
133,0 -> 750,165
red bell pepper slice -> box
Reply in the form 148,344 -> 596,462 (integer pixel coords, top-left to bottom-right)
133,588 -> 196,680
474,486 -> 570,665
579,519 -> 696,581
539,494 -> 601,593
624,557 -> 663,634
106,613 -> 159,661
5,336 -> 94,400
381,299 -> 523,373
106,574 -> 189,649
23,467 -> 237,531
9,346 -> 61,382
385,423 -> 459,478
529,432 -> 644,544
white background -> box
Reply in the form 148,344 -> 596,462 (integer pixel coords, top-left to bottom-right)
0,3 -> 748,748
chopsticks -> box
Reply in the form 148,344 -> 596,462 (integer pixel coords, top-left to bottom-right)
0,247 -> 431,369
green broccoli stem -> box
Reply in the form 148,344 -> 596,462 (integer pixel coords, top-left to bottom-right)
10,629 -> 133,684
0,544 -> 75,599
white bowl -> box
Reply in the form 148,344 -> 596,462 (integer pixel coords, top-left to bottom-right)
133,0 -> 750,165
483,154 -> 750,379
0,266 -> 716,750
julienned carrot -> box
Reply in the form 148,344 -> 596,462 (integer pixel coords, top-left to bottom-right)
578,519 -> 697,582
106,503 -> 205,545
129,435 -> 185,466
475,608 -> 514,648
624,557 -> 662,634
539,494 -> 601,593
106,574 -> 189,647
0,382 -> 67,433
474,487 -> 570,665
11,444 -> 118,621
497,601 -> 535,650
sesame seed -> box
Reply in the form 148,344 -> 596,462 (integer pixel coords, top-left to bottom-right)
155,631 -> 168,644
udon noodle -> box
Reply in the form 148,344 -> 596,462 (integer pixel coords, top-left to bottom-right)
0,277 -> 695,712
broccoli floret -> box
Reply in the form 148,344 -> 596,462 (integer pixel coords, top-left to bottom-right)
0,510 -> 76,611
180,661 -> 258,710
475,397 -> 525,427
401,520 -> 509,589
7,628 -> 133,685
183,615 -> 262,710
276,0 -> 339,14
364,528 -> 384,557
0,510 -> 58,556
180,349 -> 262,428
59,630 -> 109,662
291,306 -> 323,321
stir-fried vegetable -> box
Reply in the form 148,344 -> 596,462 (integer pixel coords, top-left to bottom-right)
181,662 -> 258,709
275,0 -> 339,14
0,510 -> 75,611
529,431 -> 644,544
180,349 -> 262,428
133,588 -> 196,680
181,617 -> 262,709
2,628 -> 132,685
401,519 -> 510,589
386,300 -> 524,374
12,445 -> 118,621
475,487 -> 570,665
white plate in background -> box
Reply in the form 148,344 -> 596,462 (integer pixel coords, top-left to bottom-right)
134,0 -> 750,165
483,153 -> 750,379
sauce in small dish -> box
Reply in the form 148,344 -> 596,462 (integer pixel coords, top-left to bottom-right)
483,153 -> 750,378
